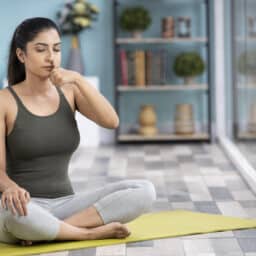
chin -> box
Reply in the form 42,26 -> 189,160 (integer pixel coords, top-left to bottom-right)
37,74 -> 50,80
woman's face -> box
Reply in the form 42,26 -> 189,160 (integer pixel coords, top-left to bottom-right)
17,28 -> 61,78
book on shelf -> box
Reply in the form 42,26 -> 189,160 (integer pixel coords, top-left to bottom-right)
160,49 -> 167,85
119,49 -> 128,85
135,50 -> 146,86
151,50 -> 161,85
145,50 -> 153,85
119,49 -> 167,87
127,50 -> 135,85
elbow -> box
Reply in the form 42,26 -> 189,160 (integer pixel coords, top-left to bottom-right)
108,115 -> 119,129
102,111 -> 119,129
99,116 -> 119,129
112,116 -> 119,129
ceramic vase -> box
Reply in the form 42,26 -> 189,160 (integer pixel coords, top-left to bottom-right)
174,104 -> 195,134
66,35 -> 85,75
138,104 -> 158,136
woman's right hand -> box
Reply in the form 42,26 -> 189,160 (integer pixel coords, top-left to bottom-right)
1,185 -> 30,216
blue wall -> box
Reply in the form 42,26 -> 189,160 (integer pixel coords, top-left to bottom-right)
0,0 -> 214,132
0,0 -> 114,102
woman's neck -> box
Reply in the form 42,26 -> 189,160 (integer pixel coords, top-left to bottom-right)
22,74 -> 54,96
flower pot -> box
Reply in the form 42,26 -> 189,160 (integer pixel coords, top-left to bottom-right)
184,76 -> 196,84
132,30 -> 142,38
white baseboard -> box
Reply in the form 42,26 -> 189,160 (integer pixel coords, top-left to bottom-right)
219,136 -> 256,194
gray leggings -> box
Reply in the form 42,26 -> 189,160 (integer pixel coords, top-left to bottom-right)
0,179 -> 156,244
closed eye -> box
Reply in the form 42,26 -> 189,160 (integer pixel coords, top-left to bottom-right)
36,49 -> 61,52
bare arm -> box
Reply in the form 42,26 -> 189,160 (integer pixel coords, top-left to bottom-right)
0,93 -> 19,192
72,75 -> 119,129
0,91 -> 30,217
49,68 -> 119,128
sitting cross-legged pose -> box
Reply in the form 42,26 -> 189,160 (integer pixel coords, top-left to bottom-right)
0,17 -> 156,246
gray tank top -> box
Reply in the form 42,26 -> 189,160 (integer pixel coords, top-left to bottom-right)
4,86 -> 80,198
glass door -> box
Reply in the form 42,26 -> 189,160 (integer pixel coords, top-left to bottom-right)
232,0 -> 256,168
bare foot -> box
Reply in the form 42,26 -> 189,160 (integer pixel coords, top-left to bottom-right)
86,222 -> 131,240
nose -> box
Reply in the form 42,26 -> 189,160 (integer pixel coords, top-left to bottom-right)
46,50 -> 54,64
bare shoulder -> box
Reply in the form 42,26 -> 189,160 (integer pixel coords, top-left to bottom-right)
0,88 -> 11,115
0,84 -> 21,117
1,83 -> 19,101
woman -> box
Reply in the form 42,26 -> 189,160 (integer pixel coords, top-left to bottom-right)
0,17 -> 156,245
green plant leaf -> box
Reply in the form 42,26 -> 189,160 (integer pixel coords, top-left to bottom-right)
119,6 -> 151,32
173,52 -> 205,77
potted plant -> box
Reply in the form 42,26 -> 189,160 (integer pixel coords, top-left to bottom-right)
119,6 -> 152,38
173,52 -> 205,84
238,50 -> 256,83
56,0 -> 100,74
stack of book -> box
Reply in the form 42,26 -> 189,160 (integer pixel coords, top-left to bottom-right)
119,49 -> 167,86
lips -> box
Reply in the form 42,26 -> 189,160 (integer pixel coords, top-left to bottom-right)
42,66 -> 54,72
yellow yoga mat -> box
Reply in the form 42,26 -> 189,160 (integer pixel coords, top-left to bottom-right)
1,210 -> 256,256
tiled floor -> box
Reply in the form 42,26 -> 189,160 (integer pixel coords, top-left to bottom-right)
38,143 -> 256,256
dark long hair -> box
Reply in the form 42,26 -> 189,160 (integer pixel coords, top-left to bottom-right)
7,17 -> 61,86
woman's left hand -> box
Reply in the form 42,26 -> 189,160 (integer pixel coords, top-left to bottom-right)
49,67 -> 80,87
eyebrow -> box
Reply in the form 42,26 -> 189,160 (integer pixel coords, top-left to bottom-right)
34,42 -> 62,46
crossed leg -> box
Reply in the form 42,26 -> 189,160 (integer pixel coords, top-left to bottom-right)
10,179 -> 156,246
63,205 -> 104,228
52,179 -> 156,227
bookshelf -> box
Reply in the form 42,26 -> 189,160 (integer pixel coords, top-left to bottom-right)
113,0 -> 212,143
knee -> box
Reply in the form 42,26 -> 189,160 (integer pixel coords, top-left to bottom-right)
139,180 -> 157,211
4,201 -> 40,232
5,201 -> 37,222
4,201 -> 59,241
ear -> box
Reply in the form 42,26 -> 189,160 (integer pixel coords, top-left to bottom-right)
16,48 -> 25,63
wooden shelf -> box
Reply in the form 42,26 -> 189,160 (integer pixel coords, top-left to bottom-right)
116,37 -> 208,44
117,84 -> 208,92
118,133 -> 209,141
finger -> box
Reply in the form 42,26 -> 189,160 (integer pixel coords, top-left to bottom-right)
1,195 -> 6,209
25,192 -> 30,203
7,197 -> 17,216
13,197 -> 25,216
19,194 -> 28,216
